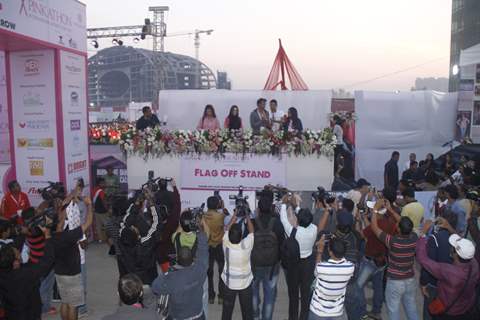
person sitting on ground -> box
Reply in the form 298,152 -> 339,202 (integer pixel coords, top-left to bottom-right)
152,223 -> 209,320
309,236 -> 355,320
403,153 -> 417,172
416,228 -> 480,320
102,273 -> 161,320
402,161 -> 424,185
136,106 -> 160,131
197,104 -> 221,131
283,107 -> 303,133
224,105 -> 243,130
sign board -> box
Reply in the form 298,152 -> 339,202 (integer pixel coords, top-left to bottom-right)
9,49 -> 59,204
60,50 -> 89,191
0,50 -> 9,164
180,153 -> 286,191
0,0 -> 87,53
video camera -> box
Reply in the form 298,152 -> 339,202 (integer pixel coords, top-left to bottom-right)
25,207 -> 58,231
184,203 -> 205,232
229,186 -> 251,218
37,181 -> 65,202
140,171 -> 172,195
312,187 -> 335,204
256,185 -> 290,202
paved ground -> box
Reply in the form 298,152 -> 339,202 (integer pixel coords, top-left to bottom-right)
46,243 -> 424,320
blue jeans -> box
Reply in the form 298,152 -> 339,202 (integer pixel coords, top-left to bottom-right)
40,270 -> 55,313
203,279 -> 208,319
252,264 -> 280,320
385,277 -> 419,320
78,263 -> 87,314
343,268 -> 363,320
355,257 -> 385,316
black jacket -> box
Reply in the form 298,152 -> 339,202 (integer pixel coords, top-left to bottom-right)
119,205 -> 162,285
0,240 -> 54,320
136,115 -> 160,131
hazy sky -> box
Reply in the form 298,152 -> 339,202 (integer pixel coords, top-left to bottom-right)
83,0 -> 452,91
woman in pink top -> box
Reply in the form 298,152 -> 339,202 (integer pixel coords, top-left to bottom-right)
197,104 -> 221,130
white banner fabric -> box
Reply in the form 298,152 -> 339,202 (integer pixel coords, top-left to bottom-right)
0,0 -> 87,53
355,90 -> 458,188
9,50 -> 59,204
158,90 -> 332,130
60,51 -> 90,192
0,51 -> 9,164
180,153 -> 286,191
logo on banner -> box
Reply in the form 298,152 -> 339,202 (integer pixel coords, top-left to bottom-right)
19,0 -> 73,27
68,160 -> 87,174
70,91 -> 79,106
65,64 -> 81,74
23,92 -> 44,107
0,18 -> 16,31
29,160 -> 44,176
24,59 -> 40,75
17,138 -> 53,148
18,120 -> 49,130
70,120 -> 81,131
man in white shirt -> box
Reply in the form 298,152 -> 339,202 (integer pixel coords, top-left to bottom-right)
403,153 -> 416,172
346,178 -> 370,208
309,235 -> 355,320
269,99 -> 285,132
280,196 -> 318,320
221,211 -> 255,319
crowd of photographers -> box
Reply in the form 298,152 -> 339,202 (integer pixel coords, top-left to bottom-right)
0,166 -> 479,320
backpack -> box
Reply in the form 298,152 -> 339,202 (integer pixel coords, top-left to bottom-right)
280,228 -> 300,269
251,218 -> 279,267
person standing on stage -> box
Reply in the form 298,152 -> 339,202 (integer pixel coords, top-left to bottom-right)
197,105 -> 221,131
224,105 -> 243,130
250,98 -> 271,134
269,99 -> 285,132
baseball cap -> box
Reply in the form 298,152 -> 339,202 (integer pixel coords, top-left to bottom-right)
448,234 -> 475,260
337,209 -> 354,227
356,179 -> 371,189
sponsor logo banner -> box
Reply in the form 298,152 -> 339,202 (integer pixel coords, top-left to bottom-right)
18,120 -> 49,130
29,159 -> 44,176
70,119 -> 80,131
67,160 -> 87,174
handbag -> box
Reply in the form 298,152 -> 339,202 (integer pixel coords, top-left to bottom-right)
428,265 -> 472,315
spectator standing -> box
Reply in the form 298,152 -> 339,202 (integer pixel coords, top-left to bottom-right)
221,212 -> 255,320
104,196 -> 128,275
280,196 -> 318,320
102,274 -> 161,320
203,196 -> 226,305
384,151 -> 400,190
224,105 -> 243,130
400,187 -> 425,235
103,166 -> 120,201
0,180 -> 30,221
197,104 -> 221,130
444,185 -> 467,235
370,206 -> 419,320
135,106 -> 160,131
346,178 -> 370,207
416,233 -> 479,320
92,178 -> 109,243
251,197 -> 285,320
152,229 -> 209,320
309,236 -> 355,320
269,99 -> 285,131
332,115 -> 344,173
250,98 -> 271,134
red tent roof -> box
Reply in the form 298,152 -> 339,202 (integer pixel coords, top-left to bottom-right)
263,39 -> 309,91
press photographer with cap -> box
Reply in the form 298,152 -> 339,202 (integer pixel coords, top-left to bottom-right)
416,225 -> 480,319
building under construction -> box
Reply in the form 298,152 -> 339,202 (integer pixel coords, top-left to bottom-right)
88,46 -> 217,108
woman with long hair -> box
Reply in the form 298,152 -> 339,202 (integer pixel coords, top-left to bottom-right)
197,104 -> 221,130
224,105 -> 243,130
283,107 -> 303,133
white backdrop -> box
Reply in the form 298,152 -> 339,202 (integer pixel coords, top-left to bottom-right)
158,90 -> 332,130
355,90 -> 458,188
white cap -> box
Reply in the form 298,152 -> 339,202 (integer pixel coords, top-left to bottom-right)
449,234 -> 476,260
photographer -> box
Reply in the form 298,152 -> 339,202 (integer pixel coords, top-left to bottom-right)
154,179 -> 181,272
53,186 -> 93,320
0,224 -> 54,320
221,210 -> 255,320
251,196 -> 285,320
280,194 -> 317,320
119,189 -> 163,285
311,188 -> 336,234
203,195 -> 226,304
152,222 -> 210,320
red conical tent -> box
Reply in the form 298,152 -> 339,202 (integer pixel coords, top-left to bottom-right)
263,39 -> 309,91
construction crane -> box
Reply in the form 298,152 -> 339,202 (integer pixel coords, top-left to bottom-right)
167,29 -> 214,61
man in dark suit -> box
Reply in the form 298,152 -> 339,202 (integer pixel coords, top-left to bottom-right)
250,98 -> 271,134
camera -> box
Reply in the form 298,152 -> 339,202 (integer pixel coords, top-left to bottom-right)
26,207 -> 58,230
256,185 -> 289,202
229,186 -> 251,218
312,187 -> 335,204
183,203 -> 206,232
141,171 -> 172,195
37,181 -> 65,202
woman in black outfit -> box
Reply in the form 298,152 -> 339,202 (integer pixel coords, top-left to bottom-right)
283,107 -> 303,133
224,105 -> 243,130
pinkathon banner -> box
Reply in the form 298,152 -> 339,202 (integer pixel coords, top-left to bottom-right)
0,51 -> 9,164
180,154 -> 286,191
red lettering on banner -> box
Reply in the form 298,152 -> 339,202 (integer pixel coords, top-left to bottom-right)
240,170 -> 271,178
195,169 -> 219,177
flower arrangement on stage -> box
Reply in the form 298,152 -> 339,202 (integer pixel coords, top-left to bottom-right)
89,123 -> 336,158
329,111 -> 357,122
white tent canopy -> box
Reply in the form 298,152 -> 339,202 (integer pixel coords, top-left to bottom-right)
459,43 -> 480,67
